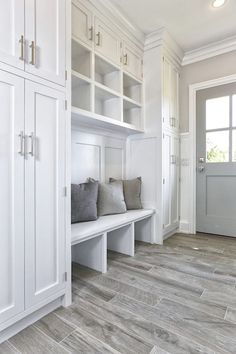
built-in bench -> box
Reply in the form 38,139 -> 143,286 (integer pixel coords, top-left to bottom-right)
71,209 -> 155,273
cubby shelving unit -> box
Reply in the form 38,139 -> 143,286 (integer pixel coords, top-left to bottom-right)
71,36 -> 144,134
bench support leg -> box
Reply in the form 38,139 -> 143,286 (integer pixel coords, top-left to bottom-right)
135,215 -> 155,243
72,233 -> 107,273
107,223 -> 135,256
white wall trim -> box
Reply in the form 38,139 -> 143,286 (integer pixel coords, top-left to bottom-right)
188,74 -> 236,234
182,35 -> 236,66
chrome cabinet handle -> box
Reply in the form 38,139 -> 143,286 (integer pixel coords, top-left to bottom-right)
89,26 -> 93,41
96,32 -> 101,46
28,133 -> 34,156
123,53 -> 128,65
18,131 -> 25,156
170,117 -> 176,127
171,155 -> 177,165
29,41 -> 36,65
19,35 -> 24,61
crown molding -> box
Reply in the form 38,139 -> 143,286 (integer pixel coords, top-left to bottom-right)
182,35 -> 236,66
88,0 -> 145,48
145,28 -> 184,66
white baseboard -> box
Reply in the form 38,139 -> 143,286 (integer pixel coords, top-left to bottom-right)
179,220 -> 190,234
0,297 -> 63,344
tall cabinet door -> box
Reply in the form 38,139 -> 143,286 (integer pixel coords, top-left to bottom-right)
25,81 -> 66,308
0,0 -> 25,69
0,71 -> 25,325
171,135 -> 179,226
25,0 -> 66,86
163,132 -> 172,231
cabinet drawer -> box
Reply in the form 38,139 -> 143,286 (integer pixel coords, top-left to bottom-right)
94,17 -> 121,66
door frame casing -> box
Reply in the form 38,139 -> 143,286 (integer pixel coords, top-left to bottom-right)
188,73 -> 236,234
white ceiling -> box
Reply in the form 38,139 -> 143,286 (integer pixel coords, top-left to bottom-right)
109,0 -> 236,52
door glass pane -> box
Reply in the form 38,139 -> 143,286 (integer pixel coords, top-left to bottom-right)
206,96 -> 229,130
233,95 -> 236,127
233,130 -> 236,162
206,131 -> 229,163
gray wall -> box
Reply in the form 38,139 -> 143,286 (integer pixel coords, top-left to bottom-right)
180,50 -> 236,132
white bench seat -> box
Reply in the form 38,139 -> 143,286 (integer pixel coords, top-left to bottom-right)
71,209 -> 155,273
71,209 -> 155,245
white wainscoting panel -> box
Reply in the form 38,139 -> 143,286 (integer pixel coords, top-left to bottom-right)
105,146 -> 124,181
71,128 -> 126,184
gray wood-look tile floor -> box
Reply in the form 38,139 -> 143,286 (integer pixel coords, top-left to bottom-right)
1,233 -> 236,354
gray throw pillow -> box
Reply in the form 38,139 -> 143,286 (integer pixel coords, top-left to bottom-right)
110,177 -> 142,210
98,180 -> 127,216
71,182 -> 98,223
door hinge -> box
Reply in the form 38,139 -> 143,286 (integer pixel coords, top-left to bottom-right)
65,100 -> 68,110
64,186 -> 67,197
65,70 -> 68,80
64,272 -> 68,282
163,178 -> 165,184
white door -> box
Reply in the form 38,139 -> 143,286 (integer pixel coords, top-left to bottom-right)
25,0 -> 66,85
25,81 -> 66,308
197,83 -> 236,237
72,0 -> 93,48
0,0 -> 25,69
0,71 -> 25,325
123,42 -> 143,80
94,17 -> 121,66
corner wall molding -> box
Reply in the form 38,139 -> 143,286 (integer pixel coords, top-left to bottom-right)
182,35 -> 236,66
144,28 -> 184,66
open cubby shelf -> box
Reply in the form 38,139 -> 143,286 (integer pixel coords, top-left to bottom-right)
95,55 -> 121,94
71,38 -> 144,134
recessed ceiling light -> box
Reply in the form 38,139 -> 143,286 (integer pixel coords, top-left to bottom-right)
212,0 -> 226,8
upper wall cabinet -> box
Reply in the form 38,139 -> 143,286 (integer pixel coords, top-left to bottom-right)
25,0 -> 66,85
163,57 -> 179,132
0,0 -> 66,86
72,0 -> 93,48
94,17 -> 121,66
122,41 -> 143,81
0,0 -> 25,70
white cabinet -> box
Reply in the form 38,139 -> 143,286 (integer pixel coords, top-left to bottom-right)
72,0 -> 93,48
25,82 -> 66,308
163,57 -> 179,132
123,41 -> 143,80
0,71 -> 25,324
163,132 -> 179,235
94,17 -> 121,66
0,0 -> 66,86
0,0 -> 25,69
25,0 -> 66,85
0,74 -> 66,326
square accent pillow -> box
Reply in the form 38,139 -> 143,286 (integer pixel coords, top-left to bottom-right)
71,181 -> 98,223
110,177 -> 142,210
97,180 -> 127,216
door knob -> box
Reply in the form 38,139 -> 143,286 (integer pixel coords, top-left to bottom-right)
198,165 -> 205,172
